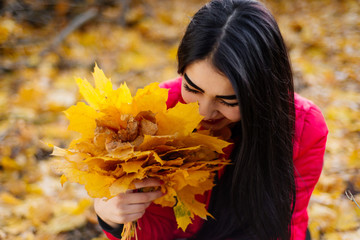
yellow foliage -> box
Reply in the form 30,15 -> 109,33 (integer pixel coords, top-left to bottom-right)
52,65 -> 231,237
71,199 -> 92,215
1,0 -> 359,238
1,156 -> 21,171
334,199 -> 359,231
0,192 -> 22,205
348,149 -> 360,168
309,203 -> 337,232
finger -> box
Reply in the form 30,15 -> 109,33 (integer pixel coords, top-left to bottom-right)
113,190 -> 162,204
125,212 -> 145,222
113,211 -> 145,224
133,178 -> 163,189
129,190 -> 164,204
117,203 -> 148,215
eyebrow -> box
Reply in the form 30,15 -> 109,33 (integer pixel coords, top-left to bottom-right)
184,73 -> 237,100
184,73 -> 204,93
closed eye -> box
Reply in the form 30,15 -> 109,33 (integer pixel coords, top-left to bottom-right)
219,100 -> 239,107
184,83 -> 201,94
185,83 -> 238,106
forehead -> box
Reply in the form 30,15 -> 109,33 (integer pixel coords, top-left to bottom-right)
185,60 -> 235,95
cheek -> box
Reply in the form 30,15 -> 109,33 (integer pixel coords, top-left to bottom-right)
220,107 -> 241,122
181,87 -> 198,104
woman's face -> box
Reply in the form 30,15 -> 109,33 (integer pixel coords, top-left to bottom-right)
181,59 -> 241,131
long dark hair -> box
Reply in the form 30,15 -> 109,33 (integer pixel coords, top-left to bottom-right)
177,0 -> 296,239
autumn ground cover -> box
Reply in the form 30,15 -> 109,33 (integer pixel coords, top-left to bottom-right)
0,0 -> 359,239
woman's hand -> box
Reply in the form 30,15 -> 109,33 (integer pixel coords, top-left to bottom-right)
94,178 -> 164,228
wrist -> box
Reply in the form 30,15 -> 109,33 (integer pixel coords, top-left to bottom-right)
104,220 -> 121,229
97,215 -> 124,239
97,215 -> 120,229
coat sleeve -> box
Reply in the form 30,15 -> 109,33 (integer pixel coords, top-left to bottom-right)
159,77 -> 184,108
97,216 -> 124,240
291,105 -> 328,240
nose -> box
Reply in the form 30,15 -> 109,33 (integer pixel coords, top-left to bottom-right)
198,98 -> 218,120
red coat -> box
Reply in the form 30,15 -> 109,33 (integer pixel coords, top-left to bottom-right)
101,77 -> 328,240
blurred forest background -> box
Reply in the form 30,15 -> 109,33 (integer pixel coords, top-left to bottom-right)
0,0 -> 359,239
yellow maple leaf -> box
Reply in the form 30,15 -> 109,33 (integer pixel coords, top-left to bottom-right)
154,186 -> 177,207
156,102 -> 203,135
132,82 -> 168,114
60,175 -> 67,186
92,63 -> 113,96
173,199 -> 194,231
178,183 -> 214,219
109,173 -> 144,196
75,77 -> 103,110
122,159 -> 148,173
64,102 -> 102,139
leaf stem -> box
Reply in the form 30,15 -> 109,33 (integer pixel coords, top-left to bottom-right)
345,190 -> 360,210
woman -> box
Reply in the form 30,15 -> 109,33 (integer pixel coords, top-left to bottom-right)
94,0 -> 328,239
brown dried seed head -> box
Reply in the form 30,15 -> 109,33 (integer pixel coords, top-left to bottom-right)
136,111 -> 156,123
127,119 -> 139,141
140,119 -> 158,136
94,126 -> 118,149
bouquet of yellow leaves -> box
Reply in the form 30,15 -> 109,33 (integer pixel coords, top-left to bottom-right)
51,65 -> 231,240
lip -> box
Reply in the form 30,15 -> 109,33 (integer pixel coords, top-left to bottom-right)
201,118 -> 224,125
201,118 -> 224,129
